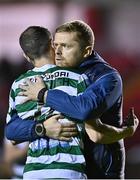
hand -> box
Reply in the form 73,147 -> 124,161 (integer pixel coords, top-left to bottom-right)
43,114 -> 78,141
18,76 -> 46,101
125,107 -> 139,136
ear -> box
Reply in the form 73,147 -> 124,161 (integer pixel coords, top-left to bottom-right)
23,53 -> 31,62
83,46 -> 93,58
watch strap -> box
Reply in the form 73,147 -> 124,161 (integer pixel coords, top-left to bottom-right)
37,87 -> 47,104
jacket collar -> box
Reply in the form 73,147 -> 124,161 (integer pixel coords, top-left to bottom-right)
80,51 -> 108,68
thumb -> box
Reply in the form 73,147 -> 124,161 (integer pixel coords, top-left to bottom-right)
52,114 -> 64,121
129,107 -> 134,118
134,117 -> 139,126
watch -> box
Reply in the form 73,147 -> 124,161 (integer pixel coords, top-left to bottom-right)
35,122 -> 46,137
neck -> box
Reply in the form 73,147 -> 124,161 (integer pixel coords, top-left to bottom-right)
34,57 -> 54,68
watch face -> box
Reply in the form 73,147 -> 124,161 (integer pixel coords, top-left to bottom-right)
35,123 -> 45,136
36,125 -> 43,133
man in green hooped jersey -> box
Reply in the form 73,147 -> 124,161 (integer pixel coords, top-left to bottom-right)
7,26 -> 89,179
6,25 -> 139,179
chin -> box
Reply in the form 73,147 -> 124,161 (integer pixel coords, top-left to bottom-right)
56,62 -> 65,67
55,61 -> 61,66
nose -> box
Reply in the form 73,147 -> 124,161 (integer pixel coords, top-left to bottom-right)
55,45 -> 62,55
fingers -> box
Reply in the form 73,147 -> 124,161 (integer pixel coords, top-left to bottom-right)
59,126 -> 78,139
18,91 -> 28,96
19,84 -> 29,91
50,115 -> 76,127
26,78 -> 33,85
61,131 -> 78,137
59,137 -> 72,141
22,78 -> 33,85
36,76 -> 43,82
44,115 -> 78,141
128,107 -> 137,119
125,107 -> 139,128
134,116 -> 139,126
52,114 -> 65,120
129,107 -> 134,118
62,126 -> 78,132
19,78 -> 34,90
61,120 -> 76,126
20,97 -> 30,104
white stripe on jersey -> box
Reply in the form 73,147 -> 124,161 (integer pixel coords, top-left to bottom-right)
23,169 -> 87,179
54,85 -> 77,95
29,136 -> 81,151
26,153 -> 85,165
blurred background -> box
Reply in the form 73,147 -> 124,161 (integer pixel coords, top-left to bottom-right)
0,0 -> 139,178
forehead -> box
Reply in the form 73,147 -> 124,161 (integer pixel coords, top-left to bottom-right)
54,32 -> 79,43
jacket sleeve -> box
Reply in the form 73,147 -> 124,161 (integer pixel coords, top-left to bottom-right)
5,114 -> 38,142
46,72 -> 122,121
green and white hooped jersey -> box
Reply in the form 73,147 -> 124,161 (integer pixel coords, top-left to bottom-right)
7,64 -> 88,179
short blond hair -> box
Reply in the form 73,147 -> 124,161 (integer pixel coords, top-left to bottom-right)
55,20 -> 95,50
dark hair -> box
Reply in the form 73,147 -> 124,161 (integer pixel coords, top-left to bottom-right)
19,26 -> 52,60
55,20 -> 94,49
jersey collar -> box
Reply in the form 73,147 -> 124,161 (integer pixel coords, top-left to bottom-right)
33,64 -> 56,72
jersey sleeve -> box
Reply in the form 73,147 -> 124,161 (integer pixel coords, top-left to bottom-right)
6,83 -> 16,124
5,83 -> 38,142
46,72 -> 122,121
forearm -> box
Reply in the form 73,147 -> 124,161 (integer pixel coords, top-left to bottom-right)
46,90 -> 94,121
5,115 -> 38,142
45,73 -> 122,121
6,114 -> 77,143
98,125 -> 131,144
85,120 -> 131,144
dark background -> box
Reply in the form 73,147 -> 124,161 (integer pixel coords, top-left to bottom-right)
0,0 -> 140,178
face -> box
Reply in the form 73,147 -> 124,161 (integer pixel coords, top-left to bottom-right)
54,32 -> 85,68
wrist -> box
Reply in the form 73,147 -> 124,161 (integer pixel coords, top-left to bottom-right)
123,126 -> 133,137
37,87 -> 47,104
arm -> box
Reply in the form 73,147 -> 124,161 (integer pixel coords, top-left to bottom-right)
5,114 -> 38,142
18,73 -> 122,121
46,72 -> 122,120
85,108 -> 139,144
6,114 -> 78,143
5,86 -> 38,142
4,140 -> 28,164
2,140 -> 28,178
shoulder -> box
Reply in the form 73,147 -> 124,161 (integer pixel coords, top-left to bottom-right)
86,62 -> 122,84
11,70 -> 34,90
16,69 -> 43,82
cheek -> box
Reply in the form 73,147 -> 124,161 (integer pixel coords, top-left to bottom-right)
67,57 -> 79,67
64,49 -> 81,66
63,51 -> 72,62
72,52 -> 82,64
